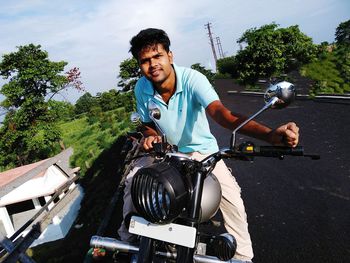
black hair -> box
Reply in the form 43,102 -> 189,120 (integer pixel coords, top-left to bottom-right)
129,28 -> 171,60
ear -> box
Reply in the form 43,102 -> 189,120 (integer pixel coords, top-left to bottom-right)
168,51 -> 174,64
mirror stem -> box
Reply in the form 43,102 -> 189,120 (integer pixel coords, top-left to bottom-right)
230,97 -> 278,148
150,116 -> 167,144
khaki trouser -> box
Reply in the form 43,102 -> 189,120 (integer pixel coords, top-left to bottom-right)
118,153 -> 254,261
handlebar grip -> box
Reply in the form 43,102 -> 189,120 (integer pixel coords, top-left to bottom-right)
152,142 -> 165,153
152,142 -> 176,154
253,146 -> 304,157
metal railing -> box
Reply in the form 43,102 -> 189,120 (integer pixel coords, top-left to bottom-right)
0,164 -> 80,263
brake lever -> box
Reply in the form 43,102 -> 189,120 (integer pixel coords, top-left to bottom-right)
152,142 -> 177,156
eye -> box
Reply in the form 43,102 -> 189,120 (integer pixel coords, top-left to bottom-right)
140,59 -> 149,65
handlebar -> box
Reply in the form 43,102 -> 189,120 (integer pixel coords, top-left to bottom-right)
223,142 -> 320,160
254,146 -> 320,160
243,145 -> 304,157
128,136 -> 320,169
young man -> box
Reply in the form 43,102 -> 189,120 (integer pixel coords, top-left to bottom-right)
118,28 -> 299,262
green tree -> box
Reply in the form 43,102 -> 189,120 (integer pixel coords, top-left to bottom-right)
0,44 -> 82,168
97,89 -> 123,111
117,57 -> 141,91
118,91 -> 135,112
234,23 -> 317,85
317,41 -> 330,59
74,92 -> 97,115
334,45 -> 350,85
48,100 -> 75,121
279,25 -> 318,70
335,19 -> 350,47
334,20 -> 350,84
191,63 -> 215,85
217,56 -> 238,78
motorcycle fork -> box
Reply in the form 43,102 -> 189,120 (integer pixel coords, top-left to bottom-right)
137,236 -> 154,263
176,170 -> 206,263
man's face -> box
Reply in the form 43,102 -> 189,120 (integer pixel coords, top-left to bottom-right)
138,44 -> 174,85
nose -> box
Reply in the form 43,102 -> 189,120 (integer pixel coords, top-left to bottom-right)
150,58 -> 157,68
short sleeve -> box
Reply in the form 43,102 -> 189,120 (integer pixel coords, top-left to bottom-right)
134,80 -> 152,123
191,71 -> 219,108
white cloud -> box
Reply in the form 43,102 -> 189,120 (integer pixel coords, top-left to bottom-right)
0,0 -> 349,102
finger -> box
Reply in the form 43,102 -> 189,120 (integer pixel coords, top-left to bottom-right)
286,122 -> 299,133
284,128 -> 297,139
282,123 -> 299,145
153,136 -> 160,143
284,129 -> 299,146
285,137 -> 298,147
147,137 -> 155,148
143,136 -> 154,151
143,140 -> 150,151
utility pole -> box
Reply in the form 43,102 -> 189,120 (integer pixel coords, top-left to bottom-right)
216,37 -> 225,59
204,22 -> 218,70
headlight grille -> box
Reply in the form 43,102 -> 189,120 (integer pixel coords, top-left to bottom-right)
131,162 -> 189,224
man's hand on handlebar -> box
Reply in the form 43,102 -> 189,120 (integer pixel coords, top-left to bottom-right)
143,135 -> 162,151
267,122 -> 300,147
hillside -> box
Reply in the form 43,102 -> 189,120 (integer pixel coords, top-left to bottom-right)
300,51 -> 350,95
30,107 -> 134,262
59,107 -> 133,174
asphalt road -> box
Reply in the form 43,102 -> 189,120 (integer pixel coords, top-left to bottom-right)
210,93 -> 350,263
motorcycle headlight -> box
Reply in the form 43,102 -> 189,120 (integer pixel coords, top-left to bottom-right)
131,162 -> 189,224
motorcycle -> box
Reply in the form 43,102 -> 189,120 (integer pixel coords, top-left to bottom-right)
89,81 -> 319,263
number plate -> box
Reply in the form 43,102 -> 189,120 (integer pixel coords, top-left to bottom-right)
129,216 -> 197,248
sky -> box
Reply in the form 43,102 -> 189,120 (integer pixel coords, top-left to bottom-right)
0,0 -> 349,103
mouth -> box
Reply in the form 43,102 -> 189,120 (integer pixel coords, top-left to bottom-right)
150,69 -> 161,77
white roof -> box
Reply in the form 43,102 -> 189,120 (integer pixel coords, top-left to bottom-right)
0,165 -> 69,206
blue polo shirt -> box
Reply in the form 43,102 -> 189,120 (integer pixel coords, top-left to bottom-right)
135,64 -> 219,154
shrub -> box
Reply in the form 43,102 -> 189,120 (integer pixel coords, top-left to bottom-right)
301,50 -> 348,94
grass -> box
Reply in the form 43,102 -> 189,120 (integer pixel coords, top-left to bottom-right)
58,107 -> 133,175
300,52 -> 350,95
29,107 -> 135,262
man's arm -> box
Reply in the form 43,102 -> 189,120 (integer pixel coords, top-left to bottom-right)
206,100 -> 299,147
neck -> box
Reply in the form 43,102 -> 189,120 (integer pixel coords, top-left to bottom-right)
154,66 -> 176,102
